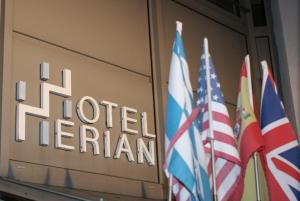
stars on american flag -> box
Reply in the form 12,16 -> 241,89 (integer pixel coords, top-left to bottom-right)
197,97 -> 205,105
211,73 -> 216,79
212,94 -> 218,101
197,58 -> 225,106
198,87 -> 204,93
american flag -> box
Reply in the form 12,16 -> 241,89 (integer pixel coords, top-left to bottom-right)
196,45 -> 242,201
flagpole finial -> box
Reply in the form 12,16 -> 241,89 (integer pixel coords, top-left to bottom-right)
244,54 -> 253,108
245,54 -> 250,73
204,37 -> 209,55
245,54 -> 250,68
245,54 -> 250,60
204,37 -> 208,44
261,60 -> 267,67
260,60 -> 268,72
176,21 -> 183,35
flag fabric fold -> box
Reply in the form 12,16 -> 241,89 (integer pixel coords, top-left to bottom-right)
233,57 -> 265,198
164,22 -> 211,201
196,42 -> 242,201
260,61 -> 300,201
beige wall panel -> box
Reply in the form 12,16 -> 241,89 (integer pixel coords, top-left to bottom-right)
10,33 -> 158,183
13,0 -> 151,76
161,0 -> 247,104
9,161 -> 164,199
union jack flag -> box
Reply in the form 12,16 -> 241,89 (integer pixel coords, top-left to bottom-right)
260,61 -> 300,201
196,40 -> 242,201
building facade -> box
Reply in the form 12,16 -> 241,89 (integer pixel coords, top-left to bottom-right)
0,0 -> 298,200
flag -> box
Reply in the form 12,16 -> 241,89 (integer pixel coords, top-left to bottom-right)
233,56 -> 264,198
260,61 -> 300,201
164,22 -> 211,201
196,38 -> 242,201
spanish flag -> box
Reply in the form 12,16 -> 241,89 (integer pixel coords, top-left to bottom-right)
234,55 -> 264,183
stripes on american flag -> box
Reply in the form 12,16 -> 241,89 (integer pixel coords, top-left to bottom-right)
197,52 -> 242,201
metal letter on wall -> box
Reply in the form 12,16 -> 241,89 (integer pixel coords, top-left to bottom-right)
76,96 -> 100,124
114,134 -> 135,162
16,62 -> 72,141
80,125 -> 100,155
121,106 -> 138,134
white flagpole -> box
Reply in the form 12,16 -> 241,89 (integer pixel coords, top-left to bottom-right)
204,38 -> 218,201
168,175 -> 173,201
166,21 -> 181,201
245,55 -> 261,201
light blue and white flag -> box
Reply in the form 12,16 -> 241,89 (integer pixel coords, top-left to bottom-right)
164,21 -> 211,201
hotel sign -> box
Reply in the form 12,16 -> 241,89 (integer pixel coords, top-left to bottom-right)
15,62 -> 156,166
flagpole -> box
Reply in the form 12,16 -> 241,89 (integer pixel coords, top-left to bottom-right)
168,175 -> 173,201
204,38 -> 218,201
245,55 -> 261,201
